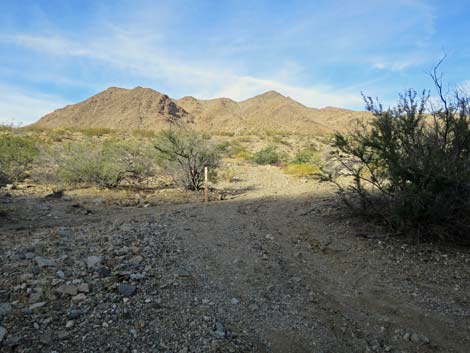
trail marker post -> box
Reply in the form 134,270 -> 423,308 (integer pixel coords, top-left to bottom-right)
204,166 -> 209,202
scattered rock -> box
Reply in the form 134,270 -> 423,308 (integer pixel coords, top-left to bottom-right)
34,256 -> 56,268
86,256 -> 103,269
62,195 -> 73,201
65,320 -> 74,328
0,326 -> 7,342
56,285 -> 78,296
77,283 -> 89,293
57,330 -> 70,340
130,273 -> 145,281
230,298 -> 240,305
213,322 -> 225,338
118,284 -> 137,297
129,256 -> 143,266
39,330 -> 54,345
28,302 -> 47,311
56,270 -> 65,278
71,293 -> 86,303
0,303 -> 12,319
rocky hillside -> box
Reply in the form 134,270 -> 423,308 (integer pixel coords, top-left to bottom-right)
32,87 -> 193,131
32,87 -> 370,134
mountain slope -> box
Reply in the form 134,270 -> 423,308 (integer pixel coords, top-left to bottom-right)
32,87 -> 193,130
32,87 -> 370,134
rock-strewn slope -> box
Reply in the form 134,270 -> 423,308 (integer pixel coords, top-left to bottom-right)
32,87 -> 193,131
33,87 -> 370,134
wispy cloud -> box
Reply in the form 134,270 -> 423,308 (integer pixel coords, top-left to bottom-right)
0,85 -> 69,125
0,0 -> 463,123
0,31 -> 364,110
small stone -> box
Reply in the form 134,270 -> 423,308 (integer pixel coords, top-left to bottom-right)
28,290 -> 43,303
71,293 -> 86,303
40,331 -> 54,345
77,283 -> 89,293
86,256 -> 103,269
421,335 -> 430,344
33,322 -> 40,330
56,270 -> 65,279
67,309 -> 81,319
57,330 -> 70,340
118,284 -> 137,297
230,298 -> 240,305
35,256 -> 56,268
62,195 -> 72,201
130,273 -> 145,281
0,303 -> 12,318
56,285 -> 78,296
410,333 -> 420,343
0,326 -> 7,342
29,302 -> 47,311
129,256 -> 143,265
248,304 -> 259,311
214,322 -> 225,338
65,320 -> 74,328
97,266 -> 111,277
403,332 -> 411,341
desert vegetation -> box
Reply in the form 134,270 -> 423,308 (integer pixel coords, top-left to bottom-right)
0,131 -> 38,187
324,68 -> 470,242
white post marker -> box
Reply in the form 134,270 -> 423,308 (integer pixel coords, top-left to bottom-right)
204,166 -> 209,202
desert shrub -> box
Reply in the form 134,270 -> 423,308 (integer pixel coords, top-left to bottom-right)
0,134 -> 39,186
219,168 -> 236,183
49,139 -> 155,188
235,150 -> 252,160
292,146 -> 320,164
271,135 -> 291,146
324,70 -> 470,241
216,141 -> 252,160
133,129 -> 157,138
284,163 -> 321,177
252,146 -> 286,165
154,129 -> 221,190
79,128 -> 114,137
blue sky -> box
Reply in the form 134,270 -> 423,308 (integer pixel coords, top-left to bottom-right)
1,0 -> 469,125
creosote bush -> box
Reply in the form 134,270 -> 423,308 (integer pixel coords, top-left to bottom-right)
252,146 -> 286,165
324,68 -> 470,241
154,129 -> 221,190
46,139 -> 156,188
0,133 -> 38,186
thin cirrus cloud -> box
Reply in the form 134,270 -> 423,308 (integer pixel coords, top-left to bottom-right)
0,31 -> 363,125
0,0 -> 466,125
0,85 -> 68,126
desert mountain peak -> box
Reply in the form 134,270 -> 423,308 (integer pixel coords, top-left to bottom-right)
32,86 -> 370,133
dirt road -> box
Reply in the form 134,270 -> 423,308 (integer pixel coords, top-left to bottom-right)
0,163 -> 469,352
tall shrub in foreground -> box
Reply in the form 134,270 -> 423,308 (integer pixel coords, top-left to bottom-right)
324,70 -> 470,241
0,134 -> 38,186
154,129 -> 221,190
48,139 -> 156,188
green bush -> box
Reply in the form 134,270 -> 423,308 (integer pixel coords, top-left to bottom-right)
324,74 -> 470,241
252,146 -> 285,165
292,146 -> 320,164
0,134 -> 38,186
50,139 -> 156,188
154,129 -> 221,190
